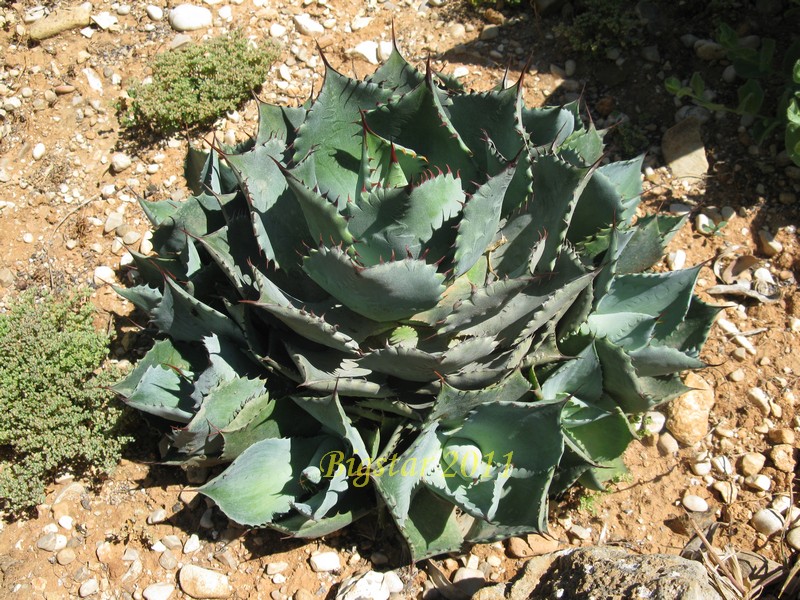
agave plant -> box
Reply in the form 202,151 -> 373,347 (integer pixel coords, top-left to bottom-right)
114,45 -> 718,561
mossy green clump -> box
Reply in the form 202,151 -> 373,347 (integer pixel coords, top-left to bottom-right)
0,290 -> 133,516
555,0 -> 644,55
122,33 -> 278,134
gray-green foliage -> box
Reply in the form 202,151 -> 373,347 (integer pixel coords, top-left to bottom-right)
116,45 -> 718,561
0,290 -> 133,515
122,33 -> 278,134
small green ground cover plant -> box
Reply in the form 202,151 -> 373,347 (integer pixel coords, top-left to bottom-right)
116,44 -> 717,561
121,33 -> 278,134
666,22 -> 800,165
0,290 -> 133,516
554,0 -> 645,55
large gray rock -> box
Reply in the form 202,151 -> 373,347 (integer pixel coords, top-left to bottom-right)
474,548 -> 722,600
661,117 -> 709,183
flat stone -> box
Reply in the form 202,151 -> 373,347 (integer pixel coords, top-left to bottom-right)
148,508 -> 168,524
643,411 -> 666,434
786,527 -> 800,551
770,444 -> 795,473
159,549 -> 178,570
199,508 -> 214,529
57,547 -> 77,565
383,571 -> 403,593
744,474 -> 771,491
682,494 -> 709,512
711,455 -> 734,477
214,549 -> 238,570
752,508 -> 783,536
757,229 -> 783,257
747,387 -> 771,415
666,373 -> 715,444
350,16 -> 371,31
110,152 -> 132,173
183,533 -> 201,554
310,551 -> 340,572
24,6 -> 48,23
179,565 -> 232,599
528,547 -> 723,600
29,4 -> 91,40
146,5 -> 164,20
266,561 -> 288,575
740,452 -> 766,476
480,25 -> 499,41
168,4 -> 212,32
161,535 -> 182,550
143,582 -> 175,600
712,481 -> 738,504
336,570 -> 390,600
79,579 -> 99,597
293,13 -> 323,35
526,533 -> 561,556
122,560 -> 143,585
728,368 -> 745,382
656,431 -> 680,455
771,495 -> 791,514
169,34 -> 193,50
453,567 -> 486,596
122,548 -> 140,562
0,267 -> 14,288
569,524 -> 592,541
768,428 -> 795,445
91,11 -> 118,29
96,541 -> 115,563
36,532 -> 67,552
666,249 -> 686,270
661,117 -> 709,182
507,536 -> 532,558
350,41 -> 378,64
103,211 -> 124,233
93,266 -> 116,286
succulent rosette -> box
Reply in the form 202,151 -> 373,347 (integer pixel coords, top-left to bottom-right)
115,45 -> 717,561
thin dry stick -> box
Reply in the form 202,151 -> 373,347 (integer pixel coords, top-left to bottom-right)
686,511 -> 748,597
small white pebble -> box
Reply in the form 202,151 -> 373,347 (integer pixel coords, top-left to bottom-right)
771,495 -> 791,514
744,474 -> 771,492
183,533 -> 201,554
682,493 -> 709,512
786,527 -> 800,551
752,508 -> 783,536
644,411 -> 666,434
309,551 -> 340,573
666,249 -> 686,270
747,388 -> 771,416
32,143 -> 46,160
710,455 -> 734,477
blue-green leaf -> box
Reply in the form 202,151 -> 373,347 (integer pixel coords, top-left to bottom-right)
302,246 -> 445,322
